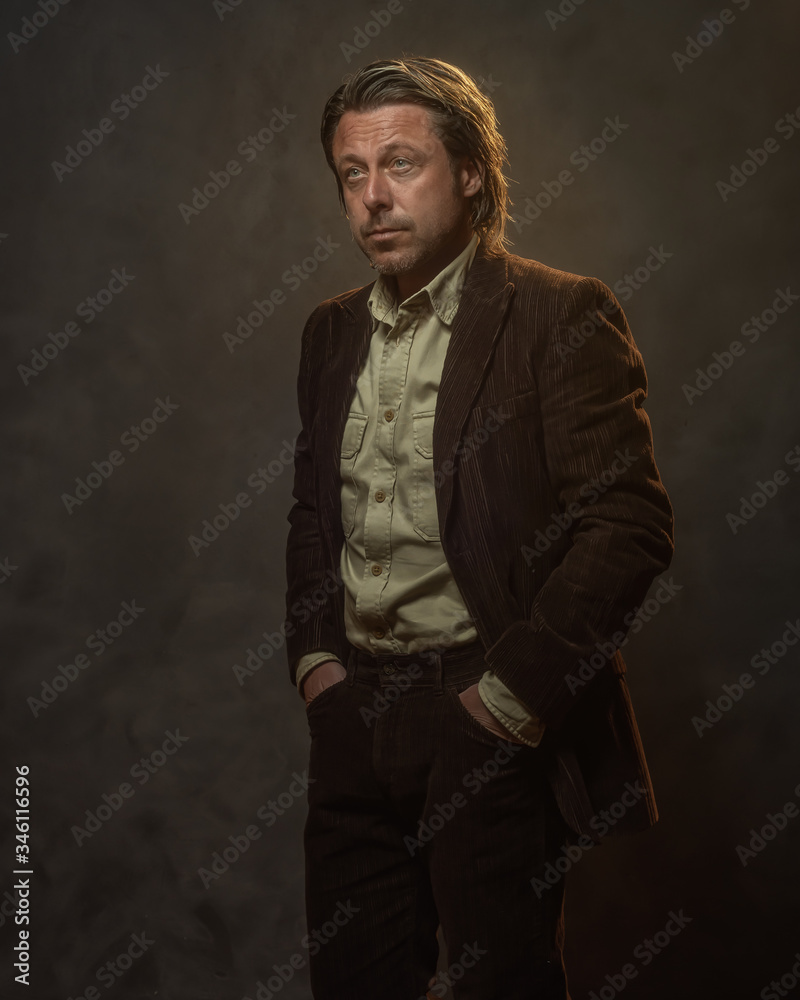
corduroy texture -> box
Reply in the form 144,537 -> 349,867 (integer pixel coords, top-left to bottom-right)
285,239 -> 674,840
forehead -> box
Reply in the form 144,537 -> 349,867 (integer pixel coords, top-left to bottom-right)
332,103 -> 441,157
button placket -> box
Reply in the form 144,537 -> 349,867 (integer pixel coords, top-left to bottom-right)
359,314 -> 416,627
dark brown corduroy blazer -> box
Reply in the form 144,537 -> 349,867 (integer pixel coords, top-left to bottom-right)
284,239 -> 674,842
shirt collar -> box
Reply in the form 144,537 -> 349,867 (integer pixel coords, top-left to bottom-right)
368,232 -> 480,328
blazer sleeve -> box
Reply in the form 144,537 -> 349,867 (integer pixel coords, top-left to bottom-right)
284,303 -> 344,688
482,276 -> 674,729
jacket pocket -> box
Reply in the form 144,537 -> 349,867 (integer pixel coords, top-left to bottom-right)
340,411 -> 368,537
472,388 -> 539,424
411,410 -> 440,541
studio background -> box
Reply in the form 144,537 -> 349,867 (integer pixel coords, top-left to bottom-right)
2,0 -> 799,997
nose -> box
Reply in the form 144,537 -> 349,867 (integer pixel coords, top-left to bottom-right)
362,170 -> 392,213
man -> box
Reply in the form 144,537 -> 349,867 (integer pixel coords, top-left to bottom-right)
284,56 -> 673,999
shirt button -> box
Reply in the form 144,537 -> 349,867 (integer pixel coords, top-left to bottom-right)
384,409 -> 394,422
372,628 -> 385,639
371,564 -> 382,576
375,490 -> 386,502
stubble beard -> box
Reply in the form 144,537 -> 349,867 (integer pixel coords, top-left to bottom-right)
355,216 -> 458,276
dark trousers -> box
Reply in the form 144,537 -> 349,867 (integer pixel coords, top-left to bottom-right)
303,642 -> 572,1000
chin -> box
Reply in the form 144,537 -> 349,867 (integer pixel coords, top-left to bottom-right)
369,248 -> 427,276
371,259 -> 404,275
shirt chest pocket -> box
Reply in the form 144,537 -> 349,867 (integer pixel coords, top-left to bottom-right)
340,411 -> 369,537
412,410 -> 440,541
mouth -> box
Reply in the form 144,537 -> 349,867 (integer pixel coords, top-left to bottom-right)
368,228 -> 404,239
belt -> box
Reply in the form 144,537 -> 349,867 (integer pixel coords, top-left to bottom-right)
347,639 -> 486,689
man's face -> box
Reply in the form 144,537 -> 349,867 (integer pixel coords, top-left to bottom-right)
331,103 -> 482,297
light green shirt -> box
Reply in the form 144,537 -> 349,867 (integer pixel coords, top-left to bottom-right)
295,234 -> 544,748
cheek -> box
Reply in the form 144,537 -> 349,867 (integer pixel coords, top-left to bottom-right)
414,182 -> 460,227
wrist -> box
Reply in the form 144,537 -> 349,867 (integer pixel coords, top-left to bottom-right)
299,662 -> 324,698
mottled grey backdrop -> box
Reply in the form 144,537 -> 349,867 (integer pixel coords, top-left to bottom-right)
2,0 -> 799,997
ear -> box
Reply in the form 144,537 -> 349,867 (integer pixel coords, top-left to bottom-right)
458,156 -> 483,197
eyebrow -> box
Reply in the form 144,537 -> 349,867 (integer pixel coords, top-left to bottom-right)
335,140 -> 425,170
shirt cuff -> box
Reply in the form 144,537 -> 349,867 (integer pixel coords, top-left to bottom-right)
478,670 -> 546,748
295,652 -> 343,695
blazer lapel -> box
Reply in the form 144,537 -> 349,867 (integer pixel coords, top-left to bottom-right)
316,288 -> 374,545
433,246 -> 515,538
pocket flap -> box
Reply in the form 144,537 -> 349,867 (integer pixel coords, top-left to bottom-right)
412,410 -> 436,459
340,412 -> 369,459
